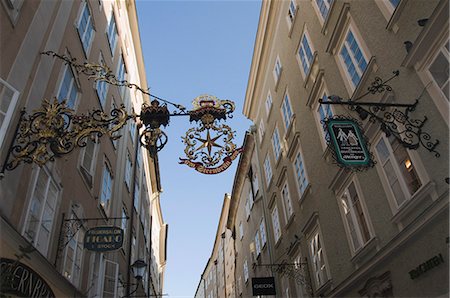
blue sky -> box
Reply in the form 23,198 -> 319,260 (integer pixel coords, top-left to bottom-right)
136,1 -> 261,297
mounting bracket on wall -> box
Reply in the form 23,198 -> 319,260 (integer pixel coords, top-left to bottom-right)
319,70 -> 440,157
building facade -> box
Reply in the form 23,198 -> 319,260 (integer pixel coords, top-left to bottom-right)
195,194 -> 236,298
199,0 -> 449,297
0,0 -> 166,297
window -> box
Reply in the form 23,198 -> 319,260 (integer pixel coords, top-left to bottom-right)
294,150 -> 309,198
287,0 -> 297,24
264,155 -> 273,185
273,56 -> 282,83
95,53 -> 109,108
121,207 -> 128,233
63,212 -> 84,287
0,78 -> 19,150
259,220 -> 267,247
131,231 -> 136,263
281,182 -> 294,221
250,165 -> 259,196
339,26 -> 369,88
57,65 -> 79,109
243,260 -> 249,282
23,167 -> 60,256
339,179 -> 372,252
117,55 -> 127,98
314,0 -> 334,22
245,194 -> 251,219
298,30 -> 315,77
77,1 -> 94,54
309,228 -> 329,288
265,92 -> 273,116
133,175 -> 140,210
100,162 -> 113,215
125,151 -> 132,190
258,120 -> 265,142
239,222 -> 243,240
79,137 -> 98,184
272,127 -> 282,160
102,258 -> 119,297
255,231 -> 261,256
271,206 -> 281,243
428,40 -> 449,101
375,134 -> 422,209
106,12 -> 118,54
281,93 -> 293,129
389,0 -> 400,8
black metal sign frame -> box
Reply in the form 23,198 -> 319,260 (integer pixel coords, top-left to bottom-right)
252,277 -> 276,296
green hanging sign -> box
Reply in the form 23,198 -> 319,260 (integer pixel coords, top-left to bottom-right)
326,118 -> 372,168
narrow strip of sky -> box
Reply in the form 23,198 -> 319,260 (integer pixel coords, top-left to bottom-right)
136,1 -> 261,297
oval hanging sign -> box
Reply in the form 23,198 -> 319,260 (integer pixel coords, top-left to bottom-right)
84,226 -> 124,252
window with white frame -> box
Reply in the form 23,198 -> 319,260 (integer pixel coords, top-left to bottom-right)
23,167 -> 60,256
95,53 -> 109,108
121,206 -> 128,234
57,65 -> 79,109
250,164 -> 259,196
272,127 -> 282,160
287,0 -> 297,24
315,90 -> 333,146
79,137 -> 98,183
100,162 -> 113,215
131,231 -> 136,263
125,151 -> 132,190
0,78 -> 19,150
117,55 -> 127,98
428,39 -> 449,101
102,258 -> 119,297
106,12 -> 118,55
63,212 -> 84,287
314,0 -> 334,22
133,175 -> 140,210
339,179 -> 372,252
281,182 -> 294,221
243,259 -> 249,282
259,220 -> 267,247
298,29 -> 315,77
339,26 -> 369,89
264,155 -> 273,185
245,195 -> 251,219
258,120 -> 265,142
273,56 -> 282,83
239,222 -> 243,240
265,91 -> 273,116
309,227 -> 329,288
281,93 -> 293,129
294,150 -> 309,198
374,134 -> 423,209
77,1 -> 94,54
255,231 -> 261,256
271,205 -> 281,243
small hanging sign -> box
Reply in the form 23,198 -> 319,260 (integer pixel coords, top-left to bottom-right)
84,226 -> 124,252
325,117 -> 374,170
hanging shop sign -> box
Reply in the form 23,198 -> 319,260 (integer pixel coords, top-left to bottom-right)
252,277 -> 276,296
0,258 -> 56,297
84,226 -> 124,252
325,118 -> 373,169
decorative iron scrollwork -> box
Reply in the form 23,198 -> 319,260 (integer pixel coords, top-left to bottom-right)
2,99 -> 132,172
319,70 -> 440,158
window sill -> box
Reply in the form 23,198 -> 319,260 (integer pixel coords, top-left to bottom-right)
274,235 -> 283,248
315,278 -> 332,296
274,69 -> 283,92
298,183 -> 312,204
287,7 -> 299,38
78,166 -> 93,190
391,180 -> 436,224
320,0 -> 336,35
285,214 -> 295,229
386,0 -> 407,32
350,236 -> 378,264
302,52 -> 318,89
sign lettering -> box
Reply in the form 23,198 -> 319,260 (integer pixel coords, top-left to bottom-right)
84,226 -> 124,252
252,277 -> 276,296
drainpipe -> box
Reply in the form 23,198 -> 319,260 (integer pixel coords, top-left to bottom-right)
221,233 -> 227,298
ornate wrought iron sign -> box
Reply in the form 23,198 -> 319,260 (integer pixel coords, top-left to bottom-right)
0,51 -> 242,176
325,117 -> 373,169
319,70 -> 440,159
179,95 -> 241,174
84,226 -> 124,252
